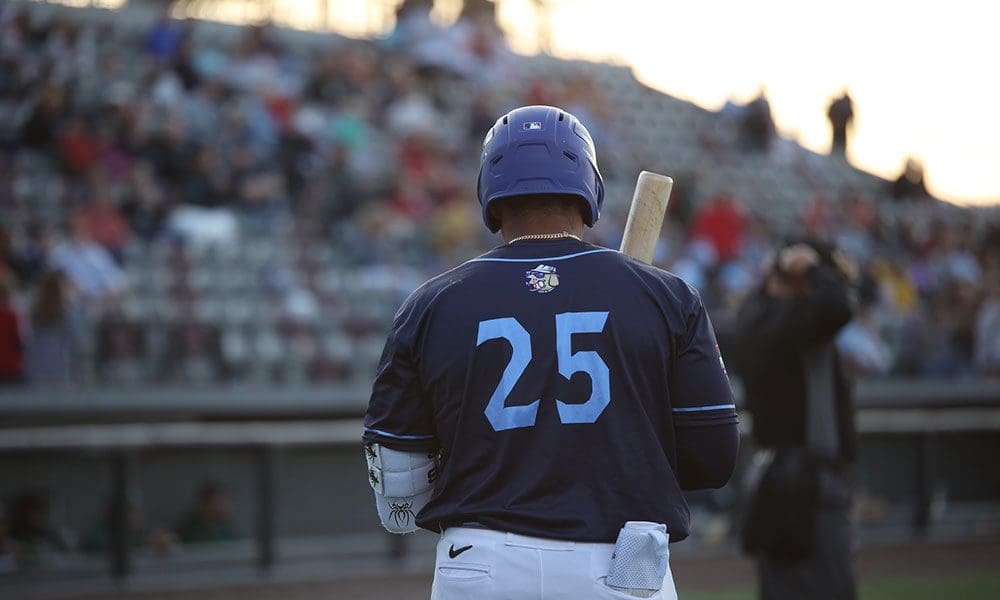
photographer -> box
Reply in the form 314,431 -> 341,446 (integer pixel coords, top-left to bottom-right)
735,240 -> 859,600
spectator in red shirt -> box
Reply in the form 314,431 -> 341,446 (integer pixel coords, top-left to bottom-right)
690,194 -> 747,263
76,190 -> 130,258
58,116 -> 102,176
0,279 -> 24,384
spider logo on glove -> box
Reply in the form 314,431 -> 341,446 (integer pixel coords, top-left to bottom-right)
388,500 -> 415,528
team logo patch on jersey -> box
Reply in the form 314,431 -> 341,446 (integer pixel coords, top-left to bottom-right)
525,264 -> 559,294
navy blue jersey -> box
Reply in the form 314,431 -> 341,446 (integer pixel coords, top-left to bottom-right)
363,238 -> 737,543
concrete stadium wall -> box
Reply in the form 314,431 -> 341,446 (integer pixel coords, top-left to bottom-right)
0,446 -> 381,542
2,432 -> 999,548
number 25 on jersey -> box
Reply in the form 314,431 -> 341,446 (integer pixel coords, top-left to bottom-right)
476,311 -> 610,432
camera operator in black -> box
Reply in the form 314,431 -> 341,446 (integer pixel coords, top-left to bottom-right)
735,239 -> 859,600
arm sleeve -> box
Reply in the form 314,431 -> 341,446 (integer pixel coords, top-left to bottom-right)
363,294 -> 439,452
675,423 -> 741,490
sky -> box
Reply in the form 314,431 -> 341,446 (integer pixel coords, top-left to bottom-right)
59,0 -> 999,205
490,0 -> 1000,206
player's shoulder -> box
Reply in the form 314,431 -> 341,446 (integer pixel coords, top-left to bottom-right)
611,250 -> 705,306
397,262 -> 472,316
396,248 -> 514,319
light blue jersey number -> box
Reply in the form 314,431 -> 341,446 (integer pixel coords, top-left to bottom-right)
476,312 -> 610,431
476,318 -> 538,431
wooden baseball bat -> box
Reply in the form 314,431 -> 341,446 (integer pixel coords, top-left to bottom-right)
619,171 -> 673,264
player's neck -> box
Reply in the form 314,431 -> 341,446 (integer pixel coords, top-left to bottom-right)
500,215 -> 585,244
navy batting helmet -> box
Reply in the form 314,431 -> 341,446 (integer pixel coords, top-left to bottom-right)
476,105 -> 605,233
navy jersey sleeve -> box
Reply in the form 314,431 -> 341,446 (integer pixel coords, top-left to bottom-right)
669,289 -> 739,428
670,288 -> 740,490
363,292 -> 439,452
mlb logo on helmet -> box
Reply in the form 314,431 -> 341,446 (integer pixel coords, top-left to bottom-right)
524,122 -> 543,131
525,264 -> 559,294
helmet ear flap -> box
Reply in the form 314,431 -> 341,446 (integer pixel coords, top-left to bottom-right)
591,167 -> 605,225
486,201 -> 502,233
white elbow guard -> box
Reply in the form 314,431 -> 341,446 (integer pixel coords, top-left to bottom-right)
364,443 -> 438,534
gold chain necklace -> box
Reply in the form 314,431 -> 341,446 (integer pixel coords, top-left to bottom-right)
507,231 -> 582,245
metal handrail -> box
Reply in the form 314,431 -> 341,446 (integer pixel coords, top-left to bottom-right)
2,408 -> 1000,453
2,380 -> 998,425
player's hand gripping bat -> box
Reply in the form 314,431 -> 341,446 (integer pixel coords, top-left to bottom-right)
619,171 -> 673,264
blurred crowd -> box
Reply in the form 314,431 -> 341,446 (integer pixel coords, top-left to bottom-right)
0,482 -> 237,572
0,1 -> 523,386
0,1 -> 997,390
663,191 -> 1000,379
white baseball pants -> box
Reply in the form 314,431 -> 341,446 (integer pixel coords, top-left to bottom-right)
430,527 -> 678,600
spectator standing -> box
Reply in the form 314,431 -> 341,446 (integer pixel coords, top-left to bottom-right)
741,87 -> 775,153
890,157 -> 930,200
735,241 -> 859,600
827,90 -> 854,158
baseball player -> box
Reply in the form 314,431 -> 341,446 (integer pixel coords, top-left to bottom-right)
363,105 -> 739,599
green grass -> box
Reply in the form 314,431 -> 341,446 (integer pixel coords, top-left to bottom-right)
680,589 -> 752,600
679,571 -> 1000,600
860,572 -> 1000,600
